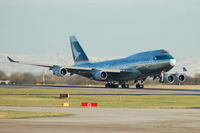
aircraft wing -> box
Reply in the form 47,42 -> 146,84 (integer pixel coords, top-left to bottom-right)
7,56 -> 135,79
7,56 -> 127,72
7,56 -> 53,68
65,67 -> 136,82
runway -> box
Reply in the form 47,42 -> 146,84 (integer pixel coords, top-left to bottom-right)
1,106 -> 200,133
1,84 -> 200,95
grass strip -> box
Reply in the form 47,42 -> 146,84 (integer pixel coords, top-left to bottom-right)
0,87 -> 200,108
0,110 -> 71,119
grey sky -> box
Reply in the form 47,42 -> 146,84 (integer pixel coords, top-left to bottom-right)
0,0 -> 200,58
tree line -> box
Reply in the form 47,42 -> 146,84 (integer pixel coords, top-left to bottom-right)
0,70 -> 103,85
0,70 -> 200,85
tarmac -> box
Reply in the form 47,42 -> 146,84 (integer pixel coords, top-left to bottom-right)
1,85 -> 200,133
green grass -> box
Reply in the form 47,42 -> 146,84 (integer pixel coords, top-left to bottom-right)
0,110 -> 71,119
0,87 -> 200,108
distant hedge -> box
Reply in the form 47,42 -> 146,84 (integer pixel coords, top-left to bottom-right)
0,70 -> 200,85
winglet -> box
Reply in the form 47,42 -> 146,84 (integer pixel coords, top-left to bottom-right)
7,56 -> 52,68
183,67 -> 187,72
7,56 -> 19,63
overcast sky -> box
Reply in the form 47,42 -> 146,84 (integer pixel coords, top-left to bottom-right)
0,0 -> 200,59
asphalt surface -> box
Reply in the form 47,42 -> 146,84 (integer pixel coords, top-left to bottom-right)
1,84 -> 200,95
1,106 -> 200,133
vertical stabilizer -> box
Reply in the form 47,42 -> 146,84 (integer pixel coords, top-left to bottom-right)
69,36 -> 90,65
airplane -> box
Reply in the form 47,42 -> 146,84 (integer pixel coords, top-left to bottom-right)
7,36 -> 186,88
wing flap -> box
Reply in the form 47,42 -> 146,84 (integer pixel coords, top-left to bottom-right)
65,67 -> 126,73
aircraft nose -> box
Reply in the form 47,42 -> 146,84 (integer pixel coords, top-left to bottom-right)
169,59 -> 176,66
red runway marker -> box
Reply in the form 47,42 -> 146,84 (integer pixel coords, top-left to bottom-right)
82,102 -> 98,107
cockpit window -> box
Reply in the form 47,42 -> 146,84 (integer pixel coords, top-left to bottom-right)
154,55 -> 174,60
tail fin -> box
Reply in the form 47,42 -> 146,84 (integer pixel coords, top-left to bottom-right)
69,36 -> 90,65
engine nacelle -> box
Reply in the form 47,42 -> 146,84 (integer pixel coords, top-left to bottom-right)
93,70 -> 108,81
175,73 -> 186,83
52,66 -> 67,77
163,74 -> 175,83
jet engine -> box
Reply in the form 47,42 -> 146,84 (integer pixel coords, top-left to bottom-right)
175,73 -> 186,83
162,74 -> 175,83
93,70 -> 108,81
52,65 -> 67,77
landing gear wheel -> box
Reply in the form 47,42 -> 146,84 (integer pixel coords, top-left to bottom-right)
122,84 -> 125,88
121,84 -> 129,88
105,84 -> 109,88
126,84 -> 129,88
136,83 -> 144,89
105,83 -> 119,88
111,84 -> 118,88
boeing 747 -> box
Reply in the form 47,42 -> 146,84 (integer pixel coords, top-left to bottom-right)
7,36 -> 186,88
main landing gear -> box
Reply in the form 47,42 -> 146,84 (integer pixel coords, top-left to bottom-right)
105,82 -> 119,88
105,82 -> 129,88
121,82 -> 129,88
135,80 -> 144,88
105,80 -> 145,89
